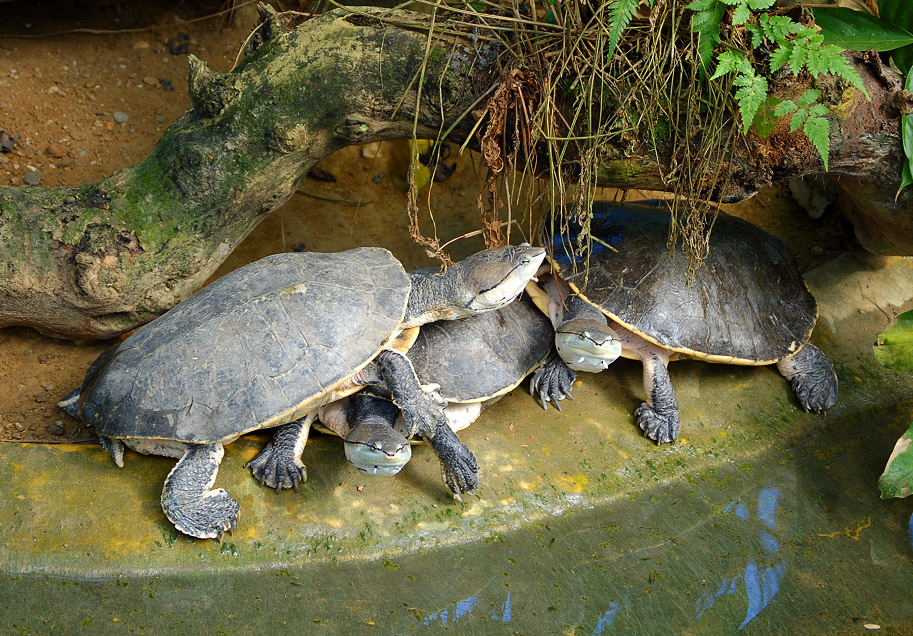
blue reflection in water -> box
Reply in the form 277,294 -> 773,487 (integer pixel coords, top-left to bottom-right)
591,600 -> 622,635
424,592 -> 511,626
696,487 -> 785,630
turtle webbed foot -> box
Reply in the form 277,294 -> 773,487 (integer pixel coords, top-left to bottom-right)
428,425 -> 479,495
165,487 -> 240,540
247,442 -> 307,491
530,350 -> 577,410
778,344 -> 838,414
636,403 -> 680,444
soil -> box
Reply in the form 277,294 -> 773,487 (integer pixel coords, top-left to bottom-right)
0,0 -> 859,443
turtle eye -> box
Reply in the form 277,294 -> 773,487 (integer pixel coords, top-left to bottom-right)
520,255 -> 531,266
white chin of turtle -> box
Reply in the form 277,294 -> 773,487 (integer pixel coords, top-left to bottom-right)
344,442 -> 410,476
556,340 -> 621,373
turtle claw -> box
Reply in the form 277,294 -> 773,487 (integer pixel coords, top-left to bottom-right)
247,443 -> 307,491
429,425 -> 479,495
635,403 -> 680,444
530,350 -> 577,411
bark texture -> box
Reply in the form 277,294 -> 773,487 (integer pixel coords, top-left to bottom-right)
0,5 -> 910,339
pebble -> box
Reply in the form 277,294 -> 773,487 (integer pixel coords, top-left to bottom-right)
76,149 -> 87,157
43,384 -> 55,392
372,172 -> 386,184
34,395 -> 45,403
51,421 -> 65,436
132,40 -> 151,50
143,76 -> 158,86
69,130 -> 86,141
810,245 -> 824,255
14,422 -> 24,432
113,111 -> 129,124
22,171 -> 41,185
46,142 -> 65,158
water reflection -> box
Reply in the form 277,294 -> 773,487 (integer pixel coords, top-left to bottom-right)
696,487 -> 785,630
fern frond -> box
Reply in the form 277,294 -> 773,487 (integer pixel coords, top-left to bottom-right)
733,72 -> 769,132
607,0 -> 650,61
803,115 -> 830,170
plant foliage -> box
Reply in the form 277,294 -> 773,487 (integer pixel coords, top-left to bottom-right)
874,311 -> 913,499
688,0 -> 870,170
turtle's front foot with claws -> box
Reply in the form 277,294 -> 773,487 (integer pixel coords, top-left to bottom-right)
636,403 -> 680,444
246,418 -> 311,491
247,442 -> 307,491
530,350 -> 577,410
428,425 -> 479,495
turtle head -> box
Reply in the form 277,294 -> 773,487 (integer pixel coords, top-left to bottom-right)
455,244 -> 546,313
344,420 -> 412,477
555,318 -> 622,372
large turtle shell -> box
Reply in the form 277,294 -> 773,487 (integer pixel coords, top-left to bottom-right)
80,248 -> 411,443
544,201 -> 817,364
406,295 -> 553,402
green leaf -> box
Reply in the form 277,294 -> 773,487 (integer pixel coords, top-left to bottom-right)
874,310 -> 913,370
879,422 -> 913,499
787,39 -> 809,75
812,7 -> 913,52
747,24 -> 764,50
606,0 -> 644,60
903,65 -> 913,161
752,96 -> 781,138
807,102 -> 829,118
734,72 -> 768,132
898,159 -> 913,198
686,0 -> 716,11
789,108 -> 808,132
759,14 -> 802,44
731,3 -> 750,26
711,49 -> 749,79
803,115 -> 830,170
798,88 -> 820,109
689,0 -> 726,74
769,45 -> 791,72
773,99 -> 797,116
880,1 -> 913,73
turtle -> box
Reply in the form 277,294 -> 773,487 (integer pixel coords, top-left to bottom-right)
248,292 -> 577,486
59,244 -> 545,539
539,199 -> 838,443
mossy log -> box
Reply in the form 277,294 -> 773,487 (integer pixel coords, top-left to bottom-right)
1,5 -> 910,340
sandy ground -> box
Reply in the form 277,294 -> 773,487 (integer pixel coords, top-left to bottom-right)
0,0 -> 858,443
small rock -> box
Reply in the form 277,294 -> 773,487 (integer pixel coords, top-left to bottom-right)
34,395 -> 45,403
0,130 -> 15,152
132,40 -> 151,50
14,422 -> 24,432
51,421 -> 65,435
46,142 -> 65,158
158,79 -> 174,92
43,384 -> 55,391
371,172 -> 386,184
155,116 -> 165,124
361,142 -> 383,159
76,149 -> 87,157
292,242 -> 307,252
113,111 -> 129,124
810,245 -> 824,256
143,76 -> 158,86
166,33 -> 190,55
22,171 -> 41,185
69,130 -> 86,141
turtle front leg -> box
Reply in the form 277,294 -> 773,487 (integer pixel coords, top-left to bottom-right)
530,350 -> 577,410
635,351 -> 681,444
776,343 -> 838,413
161,443 -> 239,540
247,413 -> 315,491
374,349 -> 479,495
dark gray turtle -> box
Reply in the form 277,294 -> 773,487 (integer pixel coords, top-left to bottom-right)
249,294 -> 576,488
540,200 -> 838,443
60,245 -> 545,539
